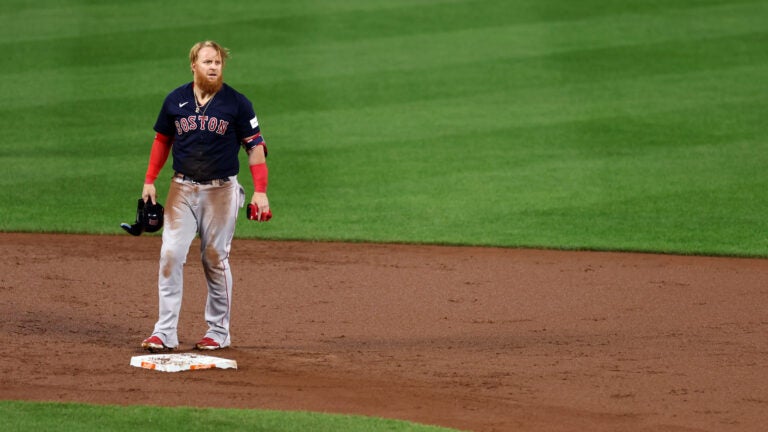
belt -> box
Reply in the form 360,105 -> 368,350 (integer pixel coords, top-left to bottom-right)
174,172 -> 231,185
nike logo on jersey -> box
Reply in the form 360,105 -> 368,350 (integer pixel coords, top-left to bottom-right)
179,102 -> 189,108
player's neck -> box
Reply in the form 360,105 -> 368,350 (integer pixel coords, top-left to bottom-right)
194,87 -> 214,104
193,82 -> 221,104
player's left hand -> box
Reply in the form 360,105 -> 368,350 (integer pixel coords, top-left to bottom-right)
248,192 -> 271,221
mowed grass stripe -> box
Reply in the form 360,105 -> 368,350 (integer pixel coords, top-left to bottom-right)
264,60 -> 766,155
4,1 -> 513,74
230,0 -> 768,84
7,30 -> 766,129
7,0 -> 765,78
6,1 -> 764,108
0,0 -> 471,43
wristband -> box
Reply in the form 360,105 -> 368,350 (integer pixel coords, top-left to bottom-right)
250,163 -> 268,193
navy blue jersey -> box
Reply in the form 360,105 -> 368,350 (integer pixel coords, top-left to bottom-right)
154,82 -> 263,181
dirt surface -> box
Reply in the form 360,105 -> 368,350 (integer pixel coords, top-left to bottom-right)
1,233 -> 767,431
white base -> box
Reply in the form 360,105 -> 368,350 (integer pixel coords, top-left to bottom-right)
130,353 -> 237,372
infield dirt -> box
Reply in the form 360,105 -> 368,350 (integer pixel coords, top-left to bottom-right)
1,233 -> 767,431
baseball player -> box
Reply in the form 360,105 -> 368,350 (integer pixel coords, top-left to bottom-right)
140,40 -> 271,351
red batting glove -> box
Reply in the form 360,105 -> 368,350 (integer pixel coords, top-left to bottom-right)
247,203 -> 272,222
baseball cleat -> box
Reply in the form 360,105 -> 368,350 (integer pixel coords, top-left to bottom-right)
194,337 -> 222,350
141,335 -> 169,351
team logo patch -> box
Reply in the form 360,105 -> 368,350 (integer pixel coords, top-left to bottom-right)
250,115 -> 259,129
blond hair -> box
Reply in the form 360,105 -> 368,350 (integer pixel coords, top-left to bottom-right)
189,40 -> 230,65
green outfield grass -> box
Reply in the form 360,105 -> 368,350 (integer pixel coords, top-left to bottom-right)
1,0 -> 767,427
2,0 -> 767,256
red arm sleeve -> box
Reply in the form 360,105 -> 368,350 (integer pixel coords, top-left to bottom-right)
144,132 -> 172,184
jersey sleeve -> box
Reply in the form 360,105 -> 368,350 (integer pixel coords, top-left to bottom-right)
153,94 -> 177,137
236,93 -> 264,151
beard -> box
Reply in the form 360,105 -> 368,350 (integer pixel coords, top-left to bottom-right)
195,73 -> 223,94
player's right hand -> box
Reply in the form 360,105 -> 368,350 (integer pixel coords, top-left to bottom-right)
142,183 -> 157,205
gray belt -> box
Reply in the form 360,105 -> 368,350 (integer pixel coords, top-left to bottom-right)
174,172 -> 231,185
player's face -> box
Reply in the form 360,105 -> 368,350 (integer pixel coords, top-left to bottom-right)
192,47 -> 224,93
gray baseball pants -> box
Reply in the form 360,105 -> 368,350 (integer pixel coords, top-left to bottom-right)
150,175 -> 244,348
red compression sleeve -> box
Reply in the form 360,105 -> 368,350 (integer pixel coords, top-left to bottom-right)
144,133 -> 172,184
250,163 -> 268,193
